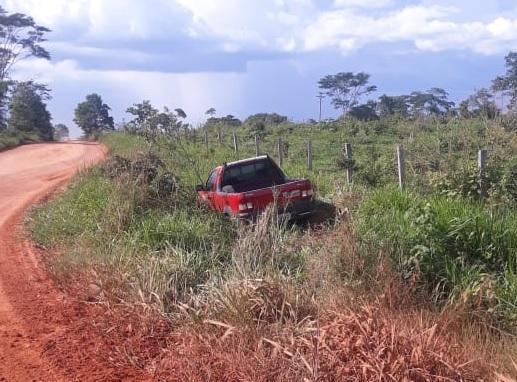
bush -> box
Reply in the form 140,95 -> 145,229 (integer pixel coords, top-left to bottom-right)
0,130 -> 40,150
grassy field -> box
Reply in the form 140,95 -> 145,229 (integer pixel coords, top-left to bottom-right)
30,117 -> 517,379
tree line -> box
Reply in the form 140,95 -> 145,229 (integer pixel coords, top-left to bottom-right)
317,52 -> 517,122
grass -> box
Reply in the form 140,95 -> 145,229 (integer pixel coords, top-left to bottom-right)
0,130 -> 40,150
358,188 -> 517,324
29,121 -> 517,379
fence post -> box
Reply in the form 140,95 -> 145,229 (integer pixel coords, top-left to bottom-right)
397,144 -> 406,190
255,135 -> 260,157
478,149 -> 487,199
204,129 -> 208,150
344,143 -> 353,183
233,131 -> 239,156
307,141 -> 313,171
217,128 -> 222,145
277,137 -> 283,166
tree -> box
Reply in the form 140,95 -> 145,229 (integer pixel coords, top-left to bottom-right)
125,100 -> 183,140
205,107 -> 216,118
318,72 -> 377,115
174,108 -> 187,119
408,88 -> 455,117
377,94 -> 410,118
0,6 -> 51,128
74,94 -> 114,138
244,113 -> 288,126
493,51 -> 517,110
348,100 -> 379,121
8,81 -> 52,140
206,114 -> 241,128
53,123 -> 69,140
126,100 -> 158,127
459,88 -> 499,119
0,80 -> 9,130
0,7 -> 51,81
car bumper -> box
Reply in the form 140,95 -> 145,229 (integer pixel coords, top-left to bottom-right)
238,199 -> 315,220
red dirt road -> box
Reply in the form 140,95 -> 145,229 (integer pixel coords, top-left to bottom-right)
0,142 -> 138,381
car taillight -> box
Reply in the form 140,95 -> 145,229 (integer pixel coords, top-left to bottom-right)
239,202 -> 253,211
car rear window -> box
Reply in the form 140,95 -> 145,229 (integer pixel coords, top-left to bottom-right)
222,159 -> 285,192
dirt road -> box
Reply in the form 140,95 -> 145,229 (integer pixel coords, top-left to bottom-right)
0,142 -> 133,381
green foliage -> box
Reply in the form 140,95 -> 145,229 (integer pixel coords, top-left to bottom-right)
0,80 -> 9,129
377,94 -> 410,118
408,88 -> 455,117
31,170 -> 114,246
0,6 -> 50,81
348,101 -> 379,121
0,6 -> 51,127
125,100 -> 184,142
53,123 -> 69,140
8,81 -> 53,140
74,93 -> 114,138
358,188 -> 517,320
0,129 -> 39,150
318,72 -> 377,114
244,113 -> 288,126
206,115 -> 241,128
493,51 -> 517,109
459,88 -> 499,119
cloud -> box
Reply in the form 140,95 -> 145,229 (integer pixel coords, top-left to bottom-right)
333,0 -> 393,9
4,0 -> 517,62
3,0 -> 191,41
302,5 -> 517,54
12,58 -> 248,134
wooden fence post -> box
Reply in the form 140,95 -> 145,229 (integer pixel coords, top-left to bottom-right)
344,143 -> 353,183
277,138 -> 283,166
397,144 -> 406,190
307,141 -> 313,171
255,135 -> 260,157
204,129 -> 208,150
233,132 -> 239,156
478,149 -> 487,199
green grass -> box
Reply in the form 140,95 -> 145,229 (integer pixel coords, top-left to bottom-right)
357,188 -> 517,321
0,130 -> 40,150
31,169 -> 114,246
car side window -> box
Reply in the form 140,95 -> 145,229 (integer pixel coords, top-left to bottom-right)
206,170 -> 218,191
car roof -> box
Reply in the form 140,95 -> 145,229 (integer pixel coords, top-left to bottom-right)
225,155 -> 269,167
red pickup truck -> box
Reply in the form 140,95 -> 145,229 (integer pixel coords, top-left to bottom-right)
196,155 -> 314,219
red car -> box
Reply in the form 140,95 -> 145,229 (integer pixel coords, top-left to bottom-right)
196,155 -> 314,219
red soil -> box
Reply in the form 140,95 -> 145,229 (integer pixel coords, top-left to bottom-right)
0,142 -> 147,381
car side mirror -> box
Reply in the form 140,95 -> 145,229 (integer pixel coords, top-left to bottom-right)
195,184 -> 205,192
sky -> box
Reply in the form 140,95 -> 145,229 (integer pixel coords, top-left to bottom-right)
4,0 -> 517,136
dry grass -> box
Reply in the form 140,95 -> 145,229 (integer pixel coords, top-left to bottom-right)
152,300 -> 500,381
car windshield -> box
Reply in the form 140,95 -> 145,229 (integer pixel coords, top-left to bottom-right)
221,158 -> 285,192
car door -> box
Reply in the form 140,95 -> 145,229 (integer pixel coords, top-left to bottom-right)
200,169 -> 218,209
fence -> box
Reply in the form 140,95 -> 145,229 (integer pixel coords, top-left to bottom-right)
197,130 -> 490,197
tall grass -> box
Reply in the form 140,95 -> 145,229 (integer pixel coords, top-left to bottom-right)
358,188 -> 517,323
